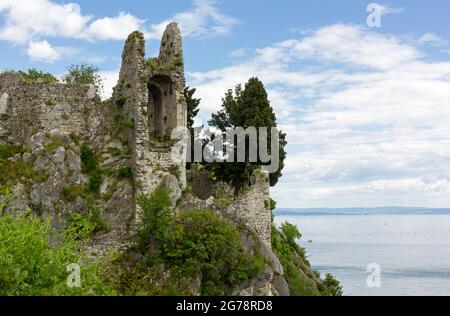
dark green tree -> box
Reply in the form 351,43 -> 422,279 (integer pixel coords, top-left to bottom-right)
208,77 -> 287,194
184,86 -> 201,170
184,86 -> 201,131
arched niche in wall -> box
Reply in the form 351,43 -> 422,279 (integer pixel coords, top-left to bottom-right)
148,75 -> 175,137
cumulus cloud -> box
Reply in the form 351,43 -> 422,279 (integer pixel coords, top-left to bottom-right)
27,40 -> 61,62
81,12 -> 146,41
0,0 -> 239,61
188,23 -> 450,208
417,32 -> 445,46
0,0 -> 91,44
145,0 -> 239,40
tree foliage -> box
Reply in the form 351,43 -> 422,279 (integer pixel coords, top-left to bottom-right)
208,77 -> 287,194
184,86 -> 201,131
62,64 -> 103,93
0,188 -> 114,296
17,69 -> 58,84
135,189 -> 264,295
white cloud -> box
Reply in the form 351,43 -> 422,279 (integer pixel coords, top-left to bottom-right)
27,40 -> 60,62
145,0 -> 239,40
0,0 -> 239,62
378,4 -> 404,15
188,23 -> 450,208
81,12 -> 146,41
418,32 -> 445,46
229,48 -> 248,58
0,0 -> 91,44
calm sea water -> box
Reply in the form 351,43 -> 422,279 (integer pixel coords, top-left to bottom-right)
275,215 -> 450,296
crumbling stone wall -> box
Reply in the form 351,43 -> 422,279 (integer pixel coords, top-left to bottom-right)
0,72 -> 97,144
184,169 -> 272,247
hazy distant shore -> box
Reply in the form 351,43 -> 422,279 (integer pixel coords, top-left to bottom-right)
274,207 -> 450,216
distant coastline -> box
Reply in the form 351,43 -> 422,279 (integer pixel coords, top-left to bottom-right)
274,207 -> 450,216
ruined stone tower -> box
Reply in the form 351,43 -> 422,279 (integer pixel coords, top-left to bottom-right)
113,23 -> 188,200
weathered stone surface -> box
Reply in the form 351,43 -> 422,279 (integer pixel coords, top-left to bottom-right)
272,275 -> 290,296
160,173 -> 182,205
0,92 -> 8,115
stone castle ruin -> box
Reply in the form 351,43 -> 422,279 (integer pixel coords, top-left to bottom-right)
0,23 -> 272,262
0,22 -> 299,295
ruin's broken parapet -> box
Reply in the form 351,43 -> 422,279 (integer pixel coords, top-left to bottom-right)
0,71 -> 98,145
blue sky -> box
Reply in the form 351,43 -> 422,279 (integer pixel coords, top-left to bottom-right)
1,0 -> 450,208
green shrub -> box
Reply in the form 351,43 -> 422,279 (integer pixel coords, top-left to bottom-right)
0,144 -> 23,159
145,58 -> 159,71
62,64 -> 103,93
117,167 -> 133,180
168,209 -> 262,295
271,222 -> 342,296
87,170 -> 102,193
61,185 -> 93,202
137,188 -> 173,249
44,138 -> 64,152
321,273 -> 343,296
120,119 -> 135,129
269,198 -> 277,211
17,69 -> 58,84
169,165 -> 180,178
0,213 -> 114,296
80,144 -> 97,173
281,221 -> 301,247
136,189 -> 263,295
115,96 -> 127,108
65,208 -> 107,241
0,144 -> 47,187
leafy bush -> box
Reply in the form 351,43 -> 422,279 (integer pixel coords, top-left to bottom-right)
0,144 -> 47,187
65,208 -> 107,241
168,209 -> 262,295
62,64 -> 103,93
135,189 -> 264,295
320,273 -> 343,296
169,165 -> 180,178
79,144 -> 103,194
281,221 -> 301,246
115,96 -> 127,108
120,119 -> 135,129
87,169 -> 102,194
117,167 -> 133,180
137,188 -> 173,249
80,144 -> 97,173
272,222 -> 342,296
17,69 -> 58,84
0,213 -> 114,296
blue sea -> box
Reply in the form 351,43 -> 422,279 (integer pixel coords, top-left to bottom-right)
274,211 -> 450,296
